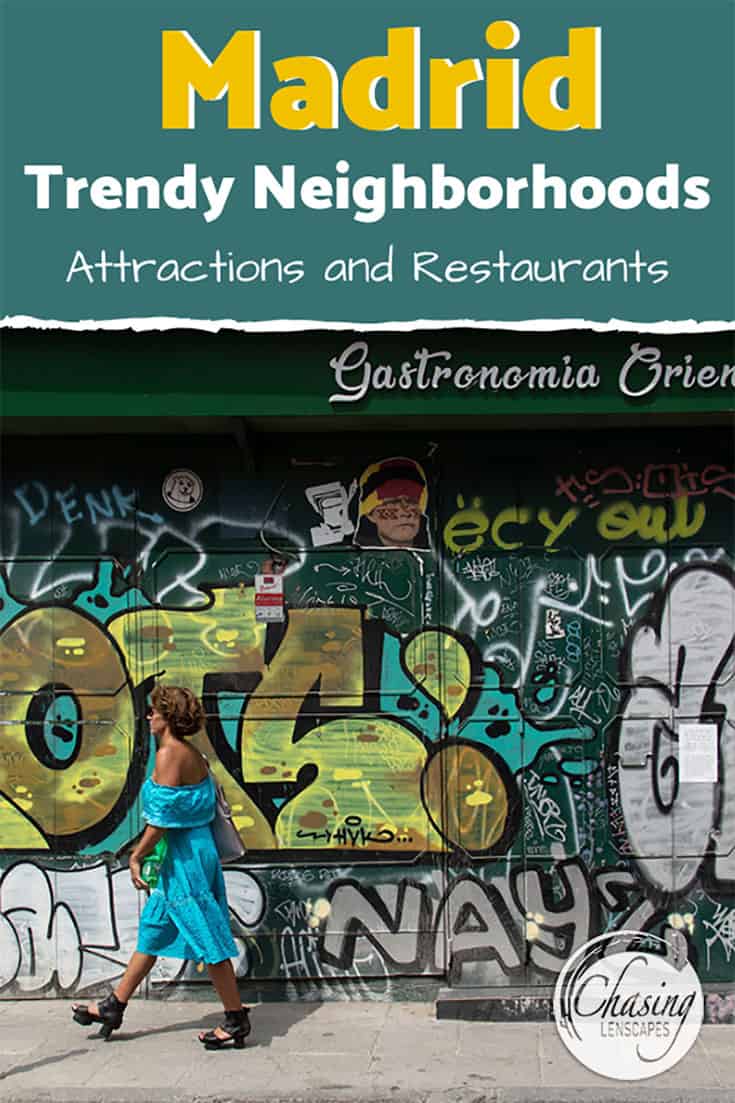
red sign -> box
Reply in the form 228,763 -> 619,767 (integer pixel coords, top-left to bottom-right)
254,574 -> 284,622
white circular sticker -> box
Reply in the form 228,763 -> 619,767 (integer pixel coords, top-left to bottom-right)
162,468 -> 203,512
553,931 -> 703,1081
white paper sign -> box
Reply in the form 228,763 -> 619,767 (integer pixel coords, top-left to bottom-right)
678,723 -> 719,783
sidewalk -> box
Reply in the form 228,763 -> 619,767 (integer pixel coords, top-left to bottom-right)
0,999 -> 733,1103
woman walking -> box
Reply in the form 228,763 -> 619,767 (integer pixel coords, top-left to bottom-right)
72,684 -> 250,1049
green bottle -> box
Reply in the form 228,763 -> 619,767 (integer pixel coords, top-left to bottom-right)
141,837 -> 168,890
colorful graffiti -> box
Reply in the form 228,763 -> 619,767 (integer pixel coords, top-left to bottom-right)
0,440 -> 733,998
0,576 -> 589,858
443,494 -> 706,552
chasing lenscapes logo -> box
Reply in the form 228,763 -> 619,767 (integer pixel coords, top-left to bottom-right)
553,931 -> 703,1081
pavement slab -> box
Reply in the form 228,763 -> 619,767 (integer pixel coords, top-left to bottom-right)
0,999 -> 732,1103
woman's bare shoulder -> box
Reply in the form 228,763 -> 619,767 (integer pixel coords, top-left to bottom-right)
152,743 -> 182,786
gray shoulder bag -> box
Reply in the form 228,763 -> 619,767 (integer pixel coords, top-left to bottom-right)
202,755 -> 247,864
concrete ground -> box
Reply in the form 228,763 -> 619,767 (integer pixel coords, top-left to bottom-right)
0,999 -> 733,1103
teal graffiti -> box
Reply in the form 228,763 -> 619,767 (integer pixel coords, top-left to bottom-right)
73,561 -> 152,624
452,665 -> 594,774
0,574 -> 26,631
560,759 -> 599,778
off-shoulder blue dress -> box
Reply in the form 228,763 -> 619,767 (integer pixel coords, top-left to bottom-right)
137,776 -> 238,963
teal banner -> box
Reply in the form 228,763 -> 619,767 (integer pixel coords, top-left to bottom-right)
1,0 -> 733,325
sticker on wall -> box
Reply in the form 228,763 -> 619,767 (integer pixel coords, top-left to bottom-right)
354,457 -> 430,550
545,609 -> 566,639
254,573 -> 284,622
306,480 -> 356,547
161,469 -> 204,512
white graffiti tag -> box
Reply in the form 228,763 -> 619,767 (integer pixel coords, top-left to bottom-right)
0,862 -> 264,994
703,904 -> 735,970
614,566 -> 735,894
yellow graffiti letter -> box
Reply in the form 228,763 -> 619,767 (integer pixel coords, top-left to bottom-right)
670,495 -> 706,540
597,501 -> 639,541
443,505 -> 489,555
537,507 -> 580,549
491,507 -> 531,550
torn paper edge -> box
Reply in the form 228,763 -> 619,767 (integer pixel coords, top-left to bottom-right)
1,316 -> 734,334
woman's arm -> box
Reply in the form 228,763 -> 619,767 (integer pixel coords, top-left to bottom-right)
130,746 -> 179,888
132,824 -> 166,861
129,825 -> 167,889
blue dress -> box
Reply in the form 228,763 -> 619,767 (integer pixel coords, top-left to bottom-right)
137,776 -> 238,964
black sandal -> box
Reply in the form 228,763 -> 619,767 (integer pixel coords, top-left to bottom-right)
72,992 -> 127,1040
198,1007 -> 251,1050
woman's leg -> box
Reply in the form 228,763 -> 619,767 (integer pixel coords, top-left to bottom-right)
206,958 -> 242,1011
200,959 -> 246,1041
114,951 -> 158,1003
73,951 -> 156,1018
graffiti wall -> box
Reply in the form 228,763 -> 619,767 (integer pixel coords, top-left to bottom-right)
0,429 -> 733,999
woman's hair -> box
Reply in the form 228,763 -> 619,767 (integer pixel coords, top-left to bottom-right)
150,684 -> 205,739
